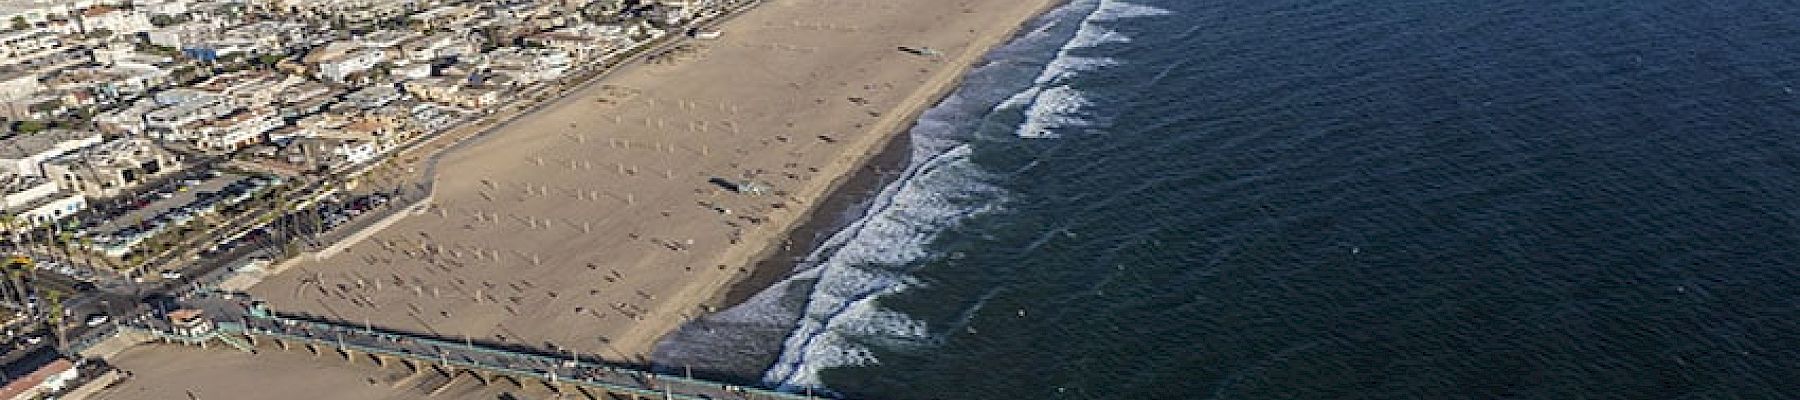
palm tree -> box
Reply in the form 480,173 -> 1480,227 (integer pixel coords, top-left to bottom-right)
3,268 -> 23,307
45,289 -> 66,350
51,229 -> 75,271
76,236 -> 96,271
0,213 -> 15,254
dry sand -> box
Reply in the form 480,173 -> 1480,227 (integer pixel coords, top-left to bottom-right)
250,0 -> 1057,362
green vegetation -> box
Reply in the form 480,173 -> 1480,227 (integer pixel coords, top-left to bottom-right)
13,120 -> 45,133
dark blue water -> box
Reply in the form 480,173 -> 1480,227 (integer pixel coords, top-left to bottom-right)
656,0 -> 1800,398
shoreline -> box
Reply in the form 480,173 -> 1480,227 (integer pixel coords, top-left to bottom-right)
621,0 -> 1071,359
713,131 -> 912,309
705,1 -> 1070,313
672,0 -> 1071,332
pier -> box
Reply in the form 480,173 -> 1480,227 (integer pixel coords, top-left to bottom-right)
130,305 -> 825,400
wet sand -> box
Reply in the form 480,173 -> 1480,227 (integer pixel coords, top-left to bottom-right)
715,131 -> 913,308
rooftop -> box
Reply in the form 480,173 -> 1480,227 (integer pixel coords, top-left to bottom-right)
0,129 -> 101,159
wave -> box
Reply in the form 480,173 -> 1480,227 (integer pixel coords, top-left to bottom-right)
761,140 -> 1003,390
1007,0 -> 1173,138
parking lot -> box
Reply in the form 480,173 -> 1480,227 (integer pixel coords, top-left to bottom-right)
83,172 -> 282,259
92,171 -> 243,233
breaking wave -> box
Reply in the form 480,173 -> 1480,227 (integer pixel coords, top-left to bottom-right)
1006,0 -> 1173,138
759,134 -> 1005,389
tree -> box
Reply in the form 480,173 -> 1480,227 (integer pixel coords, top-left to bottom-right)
45,289 -> 66,351
371,62 -> 395,80
76,237 -> 96,272
13,120 -> 44,134
4,269 -> 23,308
10,16 -> 25,31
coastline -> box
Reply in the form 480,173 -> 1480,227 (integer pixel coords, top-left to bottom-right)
618,0 -> 1072,358
707,0 -> 1070,312
713,131 -> 912,309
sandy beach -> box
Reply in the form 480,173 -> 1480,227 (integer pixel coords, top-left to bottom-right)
94,0 -> 1059,397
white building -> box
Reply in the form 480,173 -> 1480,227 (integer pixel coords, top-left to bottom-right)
77,5 -> 152,35
192,107 -> 281,153
0,129 -> 103,177
0,174 -> 84,231
0,358 -> 78,399
317,48 -> 387,83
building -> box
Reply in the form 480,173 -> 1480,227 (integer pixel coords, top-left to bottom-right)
0,356 -> 76,400
486,47 -> 572,84
407,5 -> 473,31
339,84 -> 404,110
43,63 -> 169,101
146,23 -> 211,48
0,29 -> 59,65
44,138 -> 178,198
190,107 -> 282,153
0,70 -> 39,102
0,173 -> 84,232
286,135 -> 378,169
262,0 -> 418,24
360,29 -> 417,51
144,95 -> 235,141
316,48 -> 387,83
168,308 -> 214,337
399,32 -> 474,62
92,98 -> 160,135
195,71 -> 299,108
0,129 -> 104,177
76,5 -> 152,35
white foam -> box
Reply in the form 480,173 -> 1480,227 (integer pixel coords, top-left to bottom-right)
1017,85 -> 1096,138
1005,0 -> 1173,139
1090,0 -> 1174,21
761,142 -> 1005,389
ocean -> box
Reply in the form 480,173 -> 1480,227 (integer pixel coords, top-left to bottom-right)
654,0 -> 1800,398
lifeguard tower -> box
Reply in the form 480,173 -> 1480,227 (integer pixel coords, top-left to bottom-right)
167,309 -> 213,337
